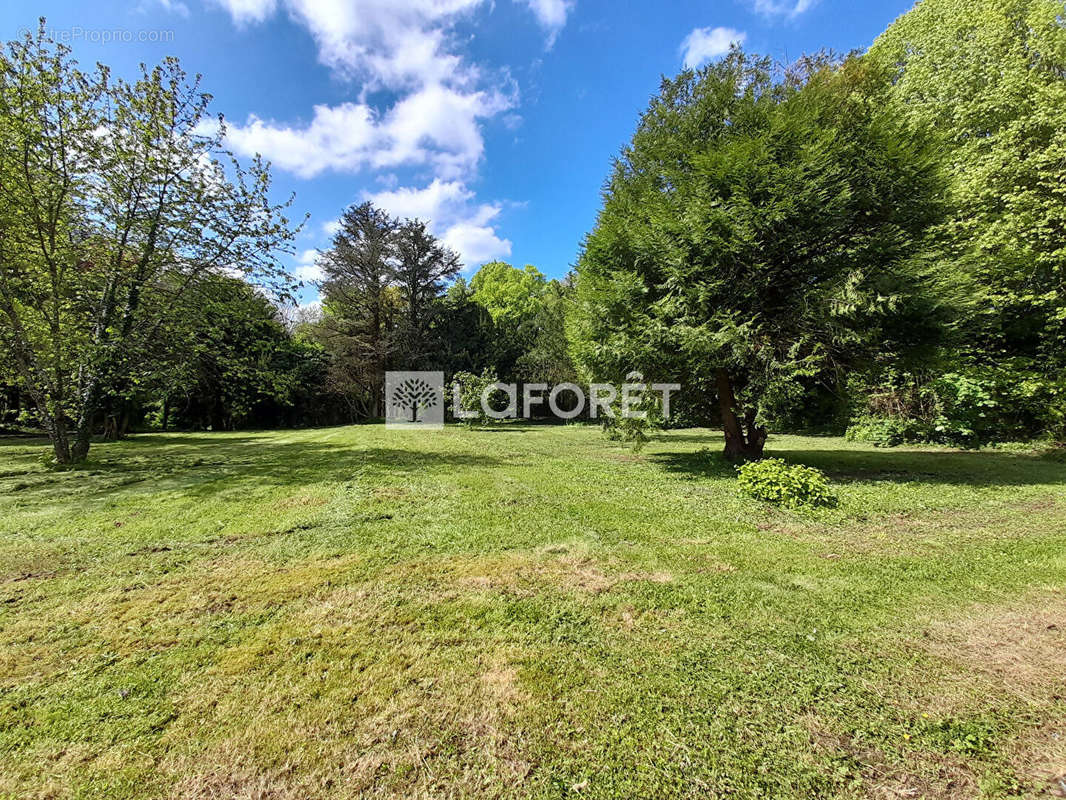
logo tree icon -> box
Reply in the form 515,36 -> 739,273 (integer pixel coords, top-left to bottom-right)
391,377 -> 440,422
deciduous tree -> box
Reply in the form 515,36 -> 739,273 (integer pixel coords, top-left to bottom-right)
0,23 -> 298,463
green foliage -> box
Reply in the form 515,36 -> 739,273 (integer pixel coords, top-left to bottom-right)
429,278 -> 496,376
470,262 -> 548,322
869,0 -> 1066,376
451,367 -> 504,426
159,276 -> 309,430
848,367 -> 1066,448
845,415 -> 937,448
0,23 -> 298,463
569,50 -> 948,459
736,458 -> 838,509
468,261 -> 577,384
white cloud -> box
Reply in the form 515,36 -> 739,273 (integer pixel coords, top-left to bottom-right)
366,179 -> 511,268
210,0 -> 557,275
681,27 -> 746,68
520,0 -> 573,45
293,248 -> 323,281
146,0 -> 191,16
441,216 -> 511,266
224,82 -> 512,180
210,0 -> 559,88
212,0 -> 276,25
750,0 -> 817,19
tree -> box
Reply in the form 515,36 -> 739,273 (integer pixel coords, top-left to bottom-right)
470,261 -> 548,321
316,204 -> 463,414
393,218 -> 461,367
427,277 -> 496,375
869,0 -> 1066,430
569,51 -> 947,459
316,203 -> 398,418
0,24 -> 298,464
470,262 -> 550,381
515,277 -> 577,386
158,275 -> 303,431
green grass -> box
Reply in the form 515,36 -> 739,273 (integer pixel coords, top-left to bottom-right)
1,424 -> 1064,799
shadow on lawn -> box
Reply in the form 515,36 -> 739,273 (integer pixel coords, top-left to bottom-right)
776,448 -> 1066,487
653,445 -> 1066,487
0,437 -> 510,503
650,450 -> 737,480
0,435 -> 51,448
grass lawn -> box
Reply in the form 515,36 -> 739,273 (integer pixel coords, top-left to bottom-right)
1,425 -> 1064,799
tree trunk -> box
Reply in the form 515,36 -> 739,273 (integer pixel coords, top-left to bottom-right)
71,412 -> 95,464
715,368 -> 767,461
50,418 -> 73,465
69,379 -> 101,464
161,396 -> 170,432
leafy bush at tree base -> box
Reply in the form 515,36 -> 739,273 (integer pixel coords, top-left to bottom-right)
736,458 -> 838,509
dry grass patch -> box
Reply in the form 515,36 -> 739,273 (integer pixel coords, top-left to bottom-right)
1009,721 -> 1066,798
920,594 -> 1066,706
163,633 -> 538,799
272,493 -> 327,511
381,546 -> 675,600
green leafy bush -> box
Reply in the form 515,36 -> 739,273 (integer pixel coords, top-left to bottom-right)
847,367 -> 1066,449
451,368 -> 507,426
845,415 -> 934,448
736,458 -> 838,509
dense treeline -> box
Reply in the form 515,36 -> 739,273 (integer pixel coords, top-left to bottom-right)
2,0 -> 1064,463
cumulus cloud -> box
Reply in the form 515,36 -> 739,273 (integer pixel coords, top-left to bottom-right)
210,0 -> 570,86
212,0 -> 276,25
681,26 -> 746,68
293,248 -> 323,282
146,0 -> 191,16
209,0 -> 557,277
750,0 -> 817,19
366,179 -> 512,268
224,82 -> 512,180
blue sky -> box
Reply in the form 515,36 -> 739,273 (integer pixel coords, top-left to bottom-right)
3,0 -> 916,306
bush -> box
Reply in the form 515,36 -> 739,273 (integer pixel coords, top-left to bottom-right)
451,368 -> 507,426
847,366 -> 1066,449
736,458 -> 838,509
845,415 -> 935,448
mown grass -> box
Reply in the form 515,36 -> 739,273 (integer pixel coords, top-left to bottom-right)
0,424 -> 1064,799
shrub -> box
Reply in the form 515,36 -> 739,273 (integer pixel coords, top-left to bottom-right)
847,366 -> 1066,449
451,368 -> 507,426
736,458 -> 838,509
845,415 -> 935,448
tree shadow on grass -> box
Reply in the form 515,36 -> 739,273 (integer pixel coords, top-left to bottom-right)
0,435 -> 51,448
0,438 -> 511,505
648,450 -> 737,480
655,431 -> 726,444
772,448 -> 1066,487
651,444 -> 1066,488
